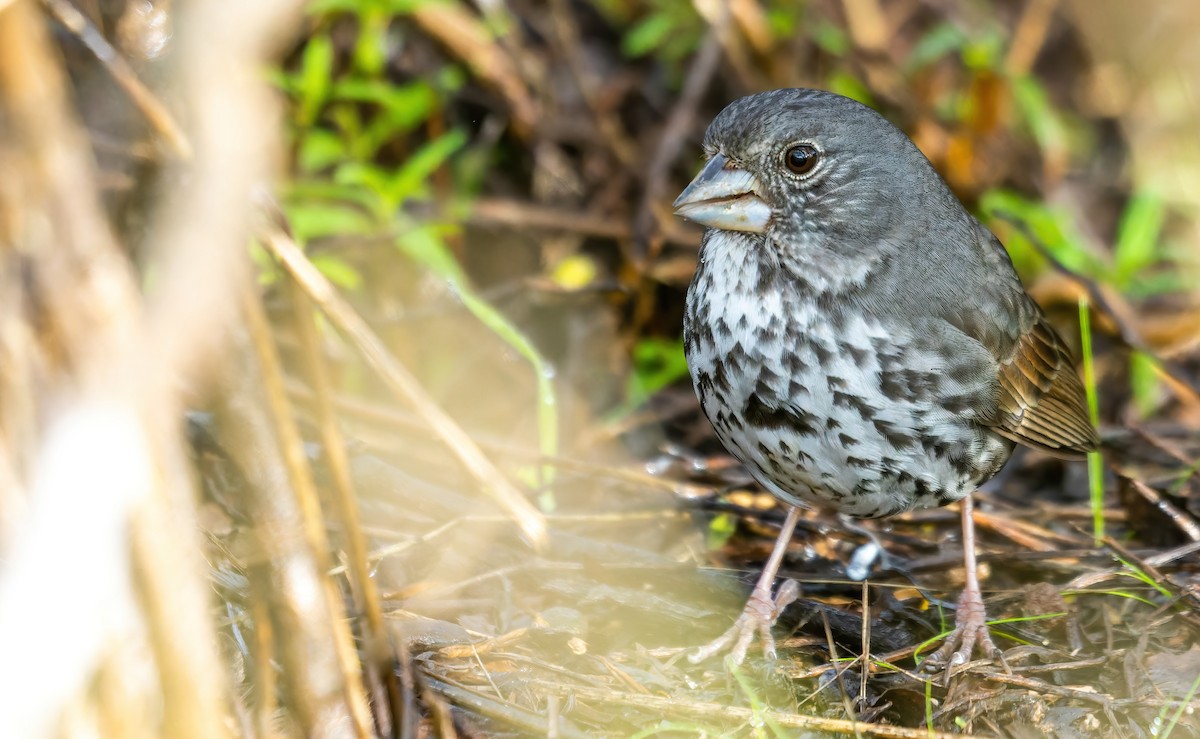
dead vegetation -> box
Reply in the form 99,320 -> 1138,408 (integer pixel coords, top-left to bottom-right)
1,0 -> 1199,736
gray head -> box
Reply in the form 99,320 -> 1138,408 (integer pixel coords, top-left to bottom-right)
674,89 -> 965,280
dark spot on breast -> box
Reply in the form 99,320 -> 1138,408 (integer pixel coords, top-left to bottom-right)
833,391 -> 875,420
837,433 -> 858,447
919,432 -> 951,458
756,365 -> 780,386
810,341 -> 833,365
710,363 -> 731,394
827,376 -> 847,391
846,455 -> 875,469
714,318 -> 732,341
840,342 -> 868,365
872,419 -> 914,448
743,393 -> 818,435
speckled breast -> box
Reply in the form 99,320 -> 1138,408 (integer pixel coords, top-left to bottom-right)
683,232 -> 1014,519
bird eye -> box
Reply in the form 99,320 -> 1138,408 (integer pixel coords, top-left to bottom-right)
784,144 -> 819,175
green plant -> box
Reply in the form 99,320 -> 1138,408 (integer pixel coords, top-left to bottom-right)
275,0 -> 560,505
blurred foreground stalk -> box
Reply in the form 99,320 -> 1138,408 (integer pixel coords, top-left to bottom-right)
0,0 -> 307,735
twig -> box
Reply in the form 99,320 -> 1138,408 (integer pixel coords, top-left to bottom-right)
469,197 -> 699,248
993,209 -> 1200,407
1005,0 -> 1059,75
1145,540 -> 1200,568
237,285 -> 375,737
0,2 -> 229,736
284,379 -> 712,497
973,509 -> 1084,551
410,2 -> 537,137
1125,478 -> 1200,543
40,0 -> 191,158
287,278 -> 401,733
425,677 -> 591,739
632,28 -> 724,260
982,672 -> 1112,706
548,0 -> 638,167
529,679 -> 968,738
260,224 -> 547,548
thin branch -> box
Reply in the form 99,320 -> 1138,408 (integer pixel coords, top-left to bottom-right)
260,223 -> 548,548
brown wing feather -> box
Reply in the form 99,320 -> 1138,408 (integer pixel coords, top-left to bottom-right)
987,317 -> 1099,456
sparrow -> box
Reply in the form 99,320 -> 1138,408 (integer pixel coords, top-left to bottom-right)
674,88 -> 1097,671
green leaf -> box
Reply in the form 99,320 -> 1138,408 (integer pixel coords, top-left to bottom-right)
352,6 -> 389,76
811,20 -> 850,56
287,177 -> 380,214
622,12 -> 674,57
396,222 -> 559,487
288,202 -> 377,242
1011,75 -> 1068,162
961,27 -> 1004,71
766,8 -> 799,39
905,22 -> 965,71
310,252 -> 363,290
383,129 -> 467,207
296,34 -> 334,127
980,189 -> 1100,277
298,128 -> 347,173
1129,351 -> 1161,419
332,162 -> 393,217
826,70 -> 874,106
1114,188 -> 1165,281
627,337 -> 690,407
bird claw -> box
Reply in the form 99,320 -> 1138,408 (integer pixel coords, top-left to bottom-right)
689,579 -> 800,666
925,587 -> 1009,684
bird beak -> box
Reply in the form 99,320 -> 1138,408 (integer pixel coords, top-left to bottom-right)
672,153 -> 771,233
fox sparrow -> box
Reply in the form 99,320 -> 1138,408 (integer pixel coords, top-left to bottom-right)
674,88 -> 1098,670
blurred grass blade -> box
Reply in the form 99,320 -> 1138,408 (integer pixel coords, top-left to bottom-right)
1113,188 -> 1165,282
1078,297 -> 1105,545
1129,350 -> 1161,418
296,33 -> 334,127
397,224 -> 559,508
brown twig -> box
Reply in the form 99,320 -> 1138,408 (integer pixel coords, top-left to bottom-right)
40,0 -> 191,158
1005,0 -> 1060,75
260,224 -> 547,548
529,679 -> 968,738
410,2 -> 538,138
287,278 -> 401,734
547,0 -> 639,168
993,209 -> 1200,407
1125,478 -> 1200,542
982,672 -> 1113,706
284,378 -> 713,498
469,196 -> 699,248
632,28 -> 724,260
235,285 -> 375,737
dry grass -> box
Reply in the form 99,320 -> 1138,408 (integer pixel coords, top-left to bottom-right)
1,0 -> 1198,736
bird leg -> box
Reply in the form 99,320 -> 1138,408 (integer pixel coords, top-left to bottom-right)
689,505 -> 801,666
927,494 -> 1006,680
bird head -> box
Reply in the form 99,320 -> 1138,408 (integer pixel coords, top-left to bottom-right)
673,88 -> 953,271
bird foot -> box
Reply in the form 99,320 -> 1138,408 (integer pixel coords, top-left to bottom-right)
926,586 -> 1009,683
689,579 -> 800,666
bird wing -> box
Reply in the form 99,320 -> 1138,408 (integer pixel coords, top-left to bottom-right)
912,221 -> 1099,458
985,313 -> 1099,456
